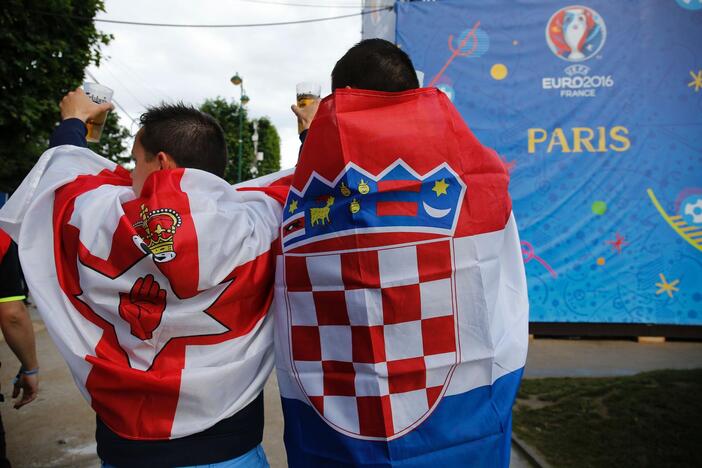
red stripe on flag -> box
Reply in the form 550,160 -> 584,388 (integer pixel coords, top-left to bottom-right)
377,180 -> 421,193
0,230 -> 11,262
376,201 -> 418,217
283,215 -> 305,238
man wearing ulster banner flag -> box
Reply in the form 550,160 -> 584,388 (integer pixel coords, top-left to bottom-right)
0,91 -> 290,467
276,39 -> 529,467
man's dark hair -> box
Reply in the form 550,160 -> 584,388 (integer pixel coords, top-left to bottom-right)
138,103 -> 227,177
331,38 -> 420,92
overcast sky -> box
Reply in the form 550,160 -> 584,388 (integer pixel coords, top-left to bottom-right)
86,0 -> 367,169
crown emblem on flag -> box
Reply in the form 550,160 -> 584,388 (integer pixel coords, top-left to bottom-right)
132,204 -> 182,262
282,160 -> 466,251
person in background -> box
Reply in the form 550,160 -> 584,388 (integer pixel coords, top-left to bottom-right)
0,228 -> 39,468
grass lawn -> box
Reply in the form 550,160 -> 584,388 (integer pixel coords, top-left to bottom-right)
513,369 -> 702,468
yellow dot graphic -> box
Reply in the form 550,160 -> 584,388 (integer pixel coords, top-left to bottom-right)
491,63 -> 508,81
597,257 -> 606,266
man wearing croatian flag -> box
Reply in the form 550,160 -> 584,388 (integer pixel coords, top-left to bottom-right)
0,90 -> 290,467
276,39 -> 529,466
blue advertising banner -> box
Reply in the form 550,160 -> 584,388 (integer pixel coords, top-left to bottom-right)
396,0 -> 702,324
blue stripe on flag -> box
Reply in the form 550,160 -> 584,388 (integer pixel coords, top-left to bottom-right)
281,368 -> 523,467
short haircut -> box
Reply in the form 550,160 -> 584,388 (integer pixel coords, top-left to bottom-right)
138,103 -> 227,177
331,39 -> 420,92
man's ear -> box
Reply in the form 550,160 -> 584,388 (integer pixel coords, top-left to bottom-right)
156,152 -> 178,170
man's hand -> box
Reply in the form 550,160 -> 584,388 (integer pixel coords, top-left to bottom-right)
60,87 -> 113,123
0,296 -> 39,410
292,99 -> 320,133
12,372 -> 38,409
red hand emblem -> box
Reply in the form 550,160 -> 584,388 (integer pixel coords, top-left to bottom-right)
118,274 -> 167,340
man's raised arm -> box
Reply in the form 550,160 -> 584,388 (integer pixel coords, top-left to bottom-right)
49,88 -> 112,148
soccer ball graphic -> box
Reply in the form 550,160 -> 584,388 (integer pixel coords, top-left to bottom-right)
682,195 -> 702,225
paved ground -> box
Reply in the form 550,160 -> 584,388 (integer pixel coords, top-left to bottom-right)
1,313 -> 699,467
0,321 -> 96,468
524,337 -> 702,378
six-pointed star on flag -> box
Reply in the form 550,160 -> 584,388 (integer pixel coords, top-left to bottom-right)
76,255 -> 231,371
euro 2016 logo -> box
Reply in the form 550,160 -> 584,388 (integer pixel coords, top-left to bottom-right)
546,5 -> 606,62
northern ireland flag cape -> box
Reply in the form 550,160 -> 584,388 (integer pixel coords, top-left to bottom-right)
0,146 -> 290,440
273,88 -> 529,467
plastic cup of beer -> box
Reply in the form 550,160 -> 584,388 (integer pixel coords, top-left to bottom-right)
83,82 -> 113,143
296,81 -> 321,134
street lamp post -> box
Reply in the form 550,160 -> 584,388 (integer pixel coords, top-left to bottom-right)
230,72 -> 249,183
250,121 -> 259,177
249,121 -> 265,177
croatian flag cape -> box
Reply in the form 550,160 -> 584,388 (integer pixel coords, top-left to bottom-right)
0,147 -> 290,440
273,88 -> 529,467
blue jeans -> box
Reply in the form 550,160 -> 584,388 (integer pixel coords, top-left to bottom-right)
102,444 -> 269,468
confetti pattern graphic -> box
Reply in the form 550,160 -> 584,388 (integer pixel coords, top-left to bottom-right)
689,70 -> 702,92
397,0 -> 702,325
648,189 -> 702,253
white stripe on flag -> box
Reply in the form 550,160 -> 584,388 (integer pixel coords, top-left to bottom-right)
180,171 -> 283,292
275,212 -> 529,402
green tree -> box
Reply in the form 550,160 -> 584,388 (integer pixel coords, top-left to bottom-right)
200,98 -> 281,184
255,118 -> 282,177
87,112 -> 132,166
0,0 -> 112,192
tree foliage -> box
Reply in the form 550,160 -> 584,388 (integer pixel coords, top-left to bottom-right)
254,118 -> 282,178
199,98 -> 281,184
0,0 -> 127,191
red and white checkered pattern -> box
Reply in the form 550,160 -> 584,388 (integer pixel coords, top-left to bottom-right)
285,239 -> 458,439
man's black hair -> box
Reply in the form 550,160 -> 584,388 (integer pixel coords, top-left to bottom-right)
331,38 -> 420,92
138,103 -> 227,177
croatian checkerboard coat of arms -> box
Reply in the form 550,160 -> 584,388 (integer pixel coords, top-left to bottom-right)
282,160 -> 465,439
